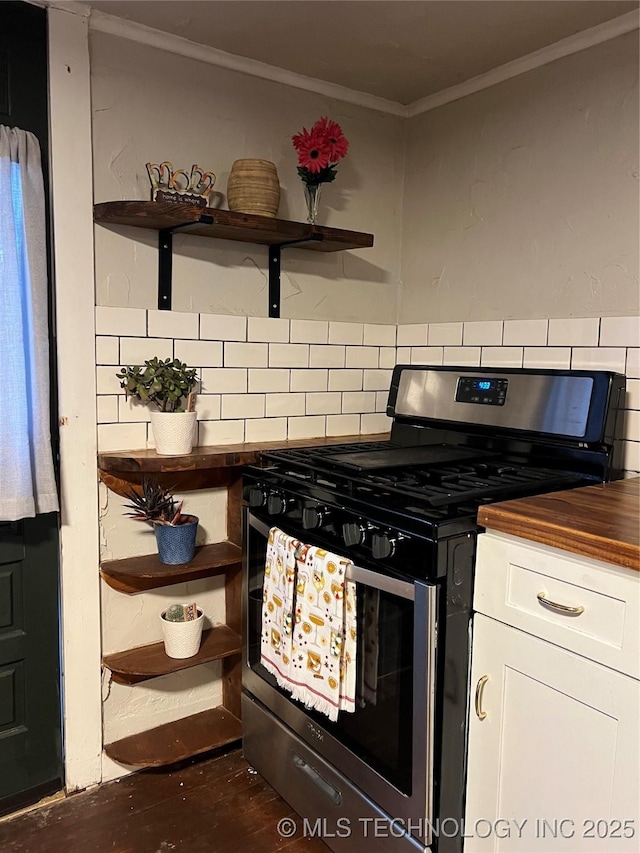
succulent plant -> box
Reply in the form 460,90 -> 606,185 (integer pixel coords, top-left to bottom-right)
164,604 -> 186,622
116,357 -> 198,413
123,478 -> 187,526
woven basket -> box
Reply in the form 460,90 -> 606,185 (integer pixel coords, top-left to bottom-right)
227,159 -> 280,218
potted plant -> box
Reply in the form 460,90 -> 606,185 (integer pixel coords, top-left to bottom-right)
116,357 -> 198,455
160,602 -> 204,659
124,478 -> 199,565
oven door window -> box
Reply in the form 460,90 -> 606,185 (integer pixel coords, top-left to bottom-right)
246,517 -> 417,796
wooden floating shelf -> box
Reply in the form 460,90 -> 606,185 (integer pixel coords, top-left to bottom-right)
100,541 -> 242,594
98,433 -> 391,477
103,625 -> 243,685
94,201 -> 374,253
104,705 -> 242,768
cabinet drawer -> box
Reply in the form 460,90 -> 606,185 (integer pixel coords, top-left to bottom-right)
475,532 -> 640,678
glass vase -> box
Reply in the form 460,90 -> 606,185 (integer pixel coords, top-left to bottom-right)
304,183 -> 322,225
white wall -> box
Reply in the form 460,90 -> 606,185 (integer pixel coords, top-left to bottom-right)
90,32 -> 404,322
400,32 -> 639,323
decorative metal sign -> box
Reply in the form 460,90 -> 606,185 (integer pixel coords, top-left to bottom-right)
146,161 -> 216,207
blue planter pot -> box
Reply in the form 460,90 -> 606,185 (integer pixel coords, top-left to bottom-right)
154,515 -> 199,565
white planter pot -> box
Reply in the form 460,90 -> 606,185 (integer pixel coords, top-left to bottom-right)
160,608 -> 204,659
150,411 -> 197,455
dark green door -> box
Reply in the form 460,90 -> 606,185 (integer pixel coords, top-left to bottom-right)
0,1 -> 63,815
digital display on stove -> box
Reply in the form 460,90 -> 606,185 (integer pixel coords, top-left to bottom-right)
456,376 -> 508,405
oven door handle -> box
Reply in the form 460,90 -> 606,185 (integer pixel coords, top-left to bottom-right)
248,514 -> 415,601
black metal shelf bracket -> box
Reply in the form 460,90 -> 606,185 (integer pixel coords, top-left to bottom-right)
157,215 -> 214,310
268,233 -> 324,318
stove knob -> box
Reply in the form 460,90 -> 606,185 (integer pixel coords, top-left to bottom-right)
342,521 -> 371,548
372,531 -> 405,560
245,486 -> 268,508
302,505 -> 331,530
267,492 -> 291,515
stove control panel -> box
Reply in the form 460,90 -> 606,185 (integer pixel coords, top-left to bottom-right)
455,376 -> 508,406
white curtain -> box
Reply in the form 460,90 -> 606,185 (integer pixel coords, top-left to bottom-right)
0,125 -> 59,520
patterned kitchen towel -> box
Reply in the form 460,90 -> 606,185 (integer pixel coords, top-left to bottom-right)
289,544 -> 357,722
260,527 -> 299,689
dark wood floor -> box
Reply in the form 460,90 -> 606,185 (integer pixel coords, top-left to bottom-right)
0,748 -> 327,852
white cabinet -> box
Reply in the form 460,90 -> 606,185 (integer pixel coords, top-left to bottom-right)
465,533 -> 640,853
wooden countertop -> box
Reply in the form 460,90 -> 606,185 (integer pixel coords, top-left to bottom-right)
478,477 -> 640,571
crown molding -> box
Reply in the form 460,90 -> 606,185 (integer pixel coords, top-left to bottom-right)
88,11 -> 408,118
38,0 -> 91,17
88,8 -> 638,118
407,9 -> 639,117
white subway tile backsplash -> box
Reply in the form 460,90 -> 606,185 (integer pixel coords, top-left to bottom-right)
96,306 -> 146,337
221,394 -> 265,420
626,379 -> 640,410
328,369 -> 363,391
329,322 -> 363,345
97,396 -> 118,424
571,348 -> 626,373
310,345 -> 345,369
97,366 -> 123,395
443,347 -> 480,366
148,310 -> 198,340
270,343 -> 309,368
287,415 -> 326,440
411,347 -> 443,365
198,419 -> 244,445
342,391 -> 376,414
481,347 -> 523,367
290,319 -> 328,344
523,347 -> 571,369
397,324 -> 428,347
248,369 -> 289,393
290,369 -> 328,392
503,319 -> 548,346
623,410 -> 640,442
346,347 -> 378,369
429,323 -> 463,346
463,321 -> 503,346
245,418 -> 287,443
364,324 -> 396,347
622,441 -> 640,473
548,318 -> 599,347
379,347 -> 397,369
196,394 -> 221,420
200,313 -> 246,342
225,342 -> 268,367
376,391 -> 389,412
306,392 -> 342,415
118,396 -> 151,423
96,336 -> 119,365
248,317 -> 290,343
265,393 -> 305,417
200,368 -> 247,394
626,349 -> 640,379
97,422 -> 147,452
361,413 -> 392,435
174,340 -> 223,367
363,369 -> 393,391
600,316 -> 640,348
120,337 -> 173,366
396,347 -> 411,363
327,414 -> 360,436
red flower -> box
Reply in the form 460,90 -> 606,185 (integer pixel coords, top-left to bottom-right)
291,127 -> 330,173
312,117 -> 349,162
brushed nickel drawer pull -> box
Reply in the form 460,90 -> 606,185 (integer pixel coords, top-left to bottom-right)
475,675 -> 488,720
537,591 -> 585,616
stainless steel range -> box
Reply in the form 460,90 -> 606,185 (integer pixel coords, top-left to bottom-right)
242,366 -> 625,853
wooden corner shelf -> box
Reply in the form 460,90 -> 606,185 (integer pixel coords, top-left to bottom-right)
104,705 -> 242,768
104,624 -> 242,685
100,541 -> 242,594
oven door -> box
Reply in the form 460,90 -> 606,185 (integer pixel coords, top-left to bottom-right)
243,510 -> 438,844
